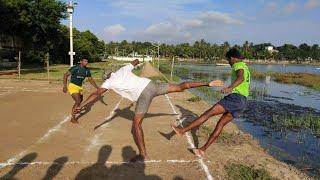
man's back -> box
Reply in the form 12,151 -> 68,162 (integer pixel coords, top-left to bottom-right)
101,64 -> 151,102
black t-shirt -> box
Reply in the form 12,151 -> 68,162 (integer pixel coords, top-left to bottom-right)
69,65 -> 91,86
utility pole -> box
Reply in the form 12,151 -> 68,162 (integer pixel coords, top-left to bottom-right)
152,42 -> 160,69
67,0 -> 77,67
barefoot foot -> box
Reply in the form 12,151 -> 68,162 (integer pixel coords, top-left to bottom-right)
192,148 -> 205,156
70,117 -> 79,124
130,155 -> 148,163
171,124 -> 183,137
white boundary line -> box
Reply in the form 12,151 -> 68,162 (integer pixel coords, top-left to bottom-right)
85,98 -> 123,153
165,94 -> 214,180
0,159 -> 210,167
0,115 -> 71,169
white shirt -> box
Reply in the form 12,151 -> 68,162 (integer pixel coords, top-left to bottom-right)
101,64 -> 151,102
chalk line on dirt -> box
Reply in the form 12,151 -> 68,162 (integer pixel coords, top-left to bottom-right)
0,115 -> 71,169
165,94 -> 214,180
0,159 -> 211,167
85,98 -> 123,153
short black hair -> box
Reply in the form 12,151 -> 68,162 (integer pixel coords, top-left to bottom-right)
226,48 -> 242,60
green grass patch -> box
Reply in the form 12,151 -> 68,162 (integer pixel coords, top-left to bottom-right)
187,96 -> 202,102
251,71 -> 320,91
250,86 -> 268,99
197,86 -> 223,100
225,163 -> 275,180
273,114 -> 320,137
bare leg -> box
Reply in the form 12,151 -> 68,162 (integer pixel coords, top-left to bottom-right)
193,112 -> 233,156
71,93 -> 81,123
167,82 -> 208,93
171,103 -> 226,136
131,113 -> 148,162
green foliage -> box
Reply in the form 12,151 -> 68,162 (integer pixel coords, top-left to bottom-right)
0,0 -> 67,63
273,114 -> 320,137
251,71 -> 320,91
225,163 -> 275,180
187,96 -> 202,102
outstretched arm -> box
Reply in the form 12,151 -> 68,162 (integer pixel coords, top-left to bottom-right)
221,69 -> 244,94
75,88 -> 108,113
63,71 -> 71,93
88,77 -> 99,89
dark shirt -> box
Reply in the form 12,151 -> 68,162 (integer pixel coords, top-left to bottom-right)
69,65 -> 91,86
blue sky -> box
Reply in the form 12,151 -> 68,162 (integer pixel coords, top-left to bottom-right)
62,0 -> 320,45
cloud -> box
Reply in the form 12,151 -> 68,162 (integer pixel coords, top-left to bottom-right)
284,3 -> 297,14
305,0 -> 320,9
104,24 -> 126,36
140,11 -> 243,43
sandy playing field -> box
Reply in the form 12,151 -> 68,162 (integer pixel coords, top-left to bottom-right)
0,79 -> 309,179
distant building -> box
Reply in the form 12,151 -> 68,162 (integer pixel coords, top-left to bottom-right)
0,34 -> 23,68
265,46 -> 279,53
107,54 -> 153,62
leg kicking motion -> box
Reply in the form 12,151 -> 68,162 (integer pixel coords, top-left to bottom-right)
172,48 -> 251,156
74,59 -> 224,161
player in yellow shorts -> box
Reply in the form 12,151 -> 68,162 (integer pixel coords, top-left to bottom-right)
63,58 -> 98,123
68,83 -> 83,95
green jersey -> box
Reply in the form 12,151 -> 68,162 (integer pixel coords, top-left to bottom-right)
231,62 -> 250,97
69,65 -> 91,87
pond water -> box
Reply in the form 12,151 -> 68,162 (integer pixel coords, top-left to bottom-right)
176,63 -> 320,177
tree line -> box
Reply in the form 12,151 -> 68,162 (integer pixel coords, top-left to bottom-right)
106,40 -> 320,62
1,0 -> 319,65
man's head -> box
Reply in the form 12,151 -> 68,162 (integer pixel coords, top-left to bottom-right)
225,48 -> 242,66
80,58 -> 89,67
102,68 -> 112,81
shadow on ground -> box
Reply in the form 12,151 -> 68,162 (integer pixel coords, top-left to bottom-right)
158,104 -> 201,148
75,145 -> 161,180
94,103 -> 177,130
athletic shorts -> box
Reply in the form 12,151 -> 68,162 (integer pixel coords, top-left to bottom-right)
68,83 -> 83,95
217,93 -> 247,118
135,81 -> 169,114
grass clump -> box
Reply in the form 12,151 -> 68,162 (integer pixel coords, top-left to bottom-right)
225,163 -> 275,180
198,86 -> 223,100
273,114 -> 320,137
251,71 -> 320,91
250,86 -> 268,99
187,96 -> 202,102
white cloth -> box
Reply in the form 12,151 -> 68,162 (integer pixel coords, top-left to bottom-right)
101,64 -> 151,102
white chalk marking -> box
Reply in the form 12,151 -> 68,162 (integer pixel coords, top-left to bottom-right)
85,98 -> 123,154
165,94 -> 214,180
0,159 -> 210,167
37,116 -> 71,143
0,115 -> 71,169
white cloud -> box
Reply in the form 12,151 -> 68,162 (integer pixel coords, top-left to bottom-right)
104,24 -> 126,36
284,3 -> 297,14
305,0 -> 320,9
140,11 -> 243,43
198,11 -> 243,25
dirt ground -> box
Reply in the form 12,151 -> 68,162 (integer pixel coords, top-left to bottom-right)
0,79 -> 310,179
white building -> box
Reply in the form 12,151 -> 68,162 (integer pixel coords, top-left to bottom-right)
266,46 -> 279,53
107,55 -> 153,62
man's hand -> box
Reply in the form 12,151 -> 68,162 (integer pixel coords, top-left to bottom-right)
221,87 -> 232,94
131,59 -> 140,66
209,80 -> 224,87
63,86 -> 67,93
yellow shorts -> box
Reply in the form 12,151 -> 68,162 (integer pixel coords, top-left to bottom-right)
68,83 -> 83,95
